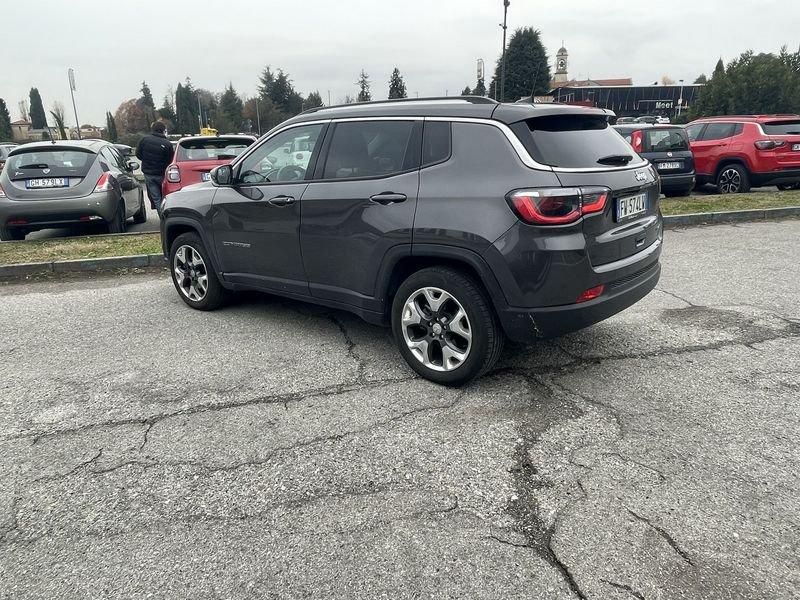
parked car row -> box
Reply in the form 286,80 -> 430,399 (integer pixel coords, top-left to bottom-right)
614,114 -> 800,194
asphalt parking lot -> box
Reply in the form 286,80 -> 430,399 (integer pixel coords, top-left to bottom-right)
1,220 -> 798,599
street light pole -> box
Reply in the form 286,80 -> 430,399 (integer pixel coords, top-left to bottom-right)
677,79 -> 685,118
68,68 -> 81,140
499,0 -> 510,102
255,99 -> 261,135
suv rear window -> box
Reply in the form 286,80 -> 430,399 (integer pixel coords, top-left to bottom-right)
516,115 -> 637,168
762,120 -> 800,135
5,147 -> 95,178
643,128 -> 689,152
177,138 -> 254,161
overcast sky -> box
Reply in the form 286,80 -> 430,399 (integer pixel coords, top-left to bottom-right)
3,0 -> 798,125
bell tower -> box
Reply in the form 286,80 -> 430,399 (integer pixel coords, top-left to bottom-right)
554,43 -> 569,84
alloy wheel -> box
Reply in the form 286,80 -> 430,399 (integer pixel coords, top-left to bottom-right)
718,168 -> 741,194
173,245 -> 209,302
401,287 -> 472,372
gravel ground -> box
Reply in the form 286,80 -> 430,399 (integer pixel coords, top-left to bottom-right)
0,221 -> 798,599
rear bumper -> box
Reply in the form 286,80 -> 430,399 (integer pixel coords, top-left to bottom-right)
750,169 -> 800,187
0,192 -> 117,230
496,242 -> 662,342
659,172 -> 695,191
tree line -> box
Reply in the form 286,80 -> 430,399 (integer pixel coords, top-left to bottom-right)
0,87 -> 74,142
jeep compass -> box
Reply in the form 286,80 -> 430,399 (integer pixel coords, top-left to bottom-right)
161,97 -> 662,385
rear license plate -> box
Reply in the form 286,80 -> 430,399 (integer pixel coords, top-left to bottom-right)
201,172 -> 211,181
793,143 -> 800,151
26,177 -> 68,189
657,161 -> 682,170
617,193 -> 647,221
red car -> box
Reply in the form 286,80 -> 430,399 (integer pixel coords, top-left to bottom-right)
163,135 -> 256,196
686,115 -> 800,193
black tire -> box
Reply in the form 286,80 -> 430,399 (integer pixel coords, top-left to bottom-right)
169,232 -> 227,311
107,200 -> 127,233
0,227 -> 25,241
391,266 -> 504,386
664,188 -> 692,198
716,164 -> 750,194
133,191 -> 147,224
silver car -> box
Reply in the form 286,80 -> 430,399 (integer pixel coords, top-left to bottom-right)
0,139 -> 146,241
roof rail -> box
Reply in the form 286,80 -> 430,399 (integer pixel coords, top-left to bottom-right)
300,95 -> 498,115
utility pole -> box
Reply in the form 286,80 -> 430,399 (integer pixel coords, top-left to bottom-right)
68,68 -> 81,140
197,96 -> 203,130
327,90 -> 331,106
499,0 -> 510,102
255,99 -> 261,135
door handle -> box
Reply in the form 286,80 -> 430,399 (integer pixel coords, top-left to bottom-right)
369,192 -> 407,205
267,195 -> 296,207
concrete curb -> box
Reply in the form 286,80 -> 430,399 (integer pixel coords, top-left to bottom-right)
663,205 -> 800,228
0,254 -> 166,278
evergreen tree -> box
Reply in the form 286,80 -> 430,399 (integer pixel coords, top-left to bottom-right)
305,91 -> 324,108
258,66 -> 303,116
157,92 -> 177,130
388,68 -> 407,99
356,70 -> 371,102
694,74 -> 708,84
473,77 -> 486,97
140,81 -> 155,108
461,86 -> 472,96
106,111 -> 118,142
175,79 -> 199,134
0,99 -> 12,141
218,83 -> 243,132
714,58 -> 725,76
28,87 -> 48,129
488,27 -> 551,102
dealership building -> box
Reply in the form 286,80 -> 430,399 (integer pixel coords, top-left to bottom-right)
526,44 -> 704,118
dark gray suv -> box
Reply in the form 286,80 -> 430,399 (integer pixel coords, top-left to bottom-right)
161,97 -> 662,385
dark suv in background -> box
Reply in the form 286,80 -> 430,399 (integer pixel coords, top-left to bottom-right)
615,124 -> 695,196
161,98 -> 662,385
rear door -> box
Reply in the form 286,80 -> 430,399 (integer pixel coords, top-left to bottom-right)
512,113 -> 660,268
641,127 -> 694,175
211,123 -> 326,295
690,122 -> 738,176
100,146 -> 138,215
300,119 -> 422,310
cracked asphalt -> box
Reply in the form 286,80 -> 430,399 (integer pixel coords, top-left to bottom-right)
1,220 -> 799,599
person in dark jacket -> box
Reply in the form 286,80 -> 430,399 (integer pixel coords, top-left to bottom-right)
136,122 -> 174,215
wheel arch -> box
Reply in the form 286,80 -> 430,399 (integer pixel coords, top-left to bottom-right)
379,244 -> 509,320
714,157 -> 751,179
163,217 -> 223,277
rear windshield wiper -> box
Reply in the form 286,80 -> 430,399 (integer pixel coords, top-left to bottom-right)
597,154 -> 633,166
17,163 -> 49,169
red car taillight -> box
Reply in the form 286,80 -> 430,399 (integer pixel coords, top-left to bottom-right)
93,172 -> 113,193
754,139 -> 787,150
166,165 -> 181,183
631,130 -> 644,153
576,284 -> 605,303
506,187 -> 610,225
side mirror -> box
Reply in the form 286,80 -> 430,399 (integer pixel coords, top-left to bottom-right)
127,160 -> 140,171
211,164 -> 233,186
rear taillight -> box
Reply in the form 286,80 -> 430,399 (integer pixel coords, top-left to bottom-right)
754,139 -> 787,150
166,165 -> 181,183
631,130 -> 644,153
576,284 -> 605,303
93,172 -> 113,192
506,187 -> 610,225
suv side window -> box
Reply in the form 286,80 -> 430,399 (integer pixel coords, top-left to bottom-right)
238,123 -> 324,184
321,120 -> 418,179
685,124 -> 705,142
422,121 -> 451,166
700,123 -> 736,141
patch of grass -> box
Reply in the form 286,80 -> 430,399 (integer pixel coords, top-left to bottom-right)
0,233 -> 162,265
661,189 -> 800,216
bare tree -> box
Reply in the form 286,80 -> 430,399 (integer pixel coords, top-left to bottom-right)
18,99 -> 29,122
50,102 -> 68,140
661,75 -> 676,86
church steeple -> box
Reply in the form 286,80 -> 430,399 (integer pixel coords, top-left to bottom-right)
554,43 -> 569,84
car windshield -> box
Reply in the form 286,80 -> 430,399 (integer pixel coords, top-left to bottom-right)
6,148 -> 95,171
177,138 -> 254,161
644,128 -> 689,152
762,120 -> 800,135
521,114 -> 638,168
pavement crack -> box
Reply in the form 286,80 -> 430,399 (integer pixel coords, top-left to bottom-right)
139,422 -> 154,452
32,447 -> 103,483
326,313 -> 368,384
601,579 -> 646,600
627,508 -> 695,566
655,287 -> 696,307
